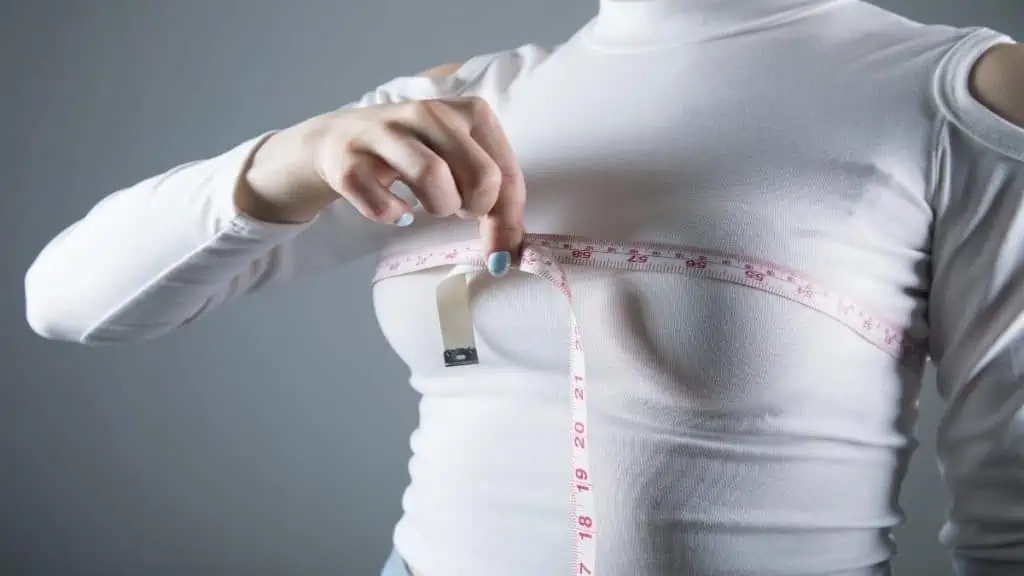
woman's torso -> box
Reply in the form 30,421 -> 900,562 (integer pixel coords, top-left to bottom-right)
371,3 -> 970,574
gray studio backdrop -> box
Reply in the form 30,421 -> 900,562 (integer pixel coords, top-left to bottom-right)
2,1 -> 1022,575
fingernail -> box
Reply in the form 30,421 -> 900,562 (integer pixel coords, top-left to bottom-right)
487,251 -> 511,277
394,212 -> 415,227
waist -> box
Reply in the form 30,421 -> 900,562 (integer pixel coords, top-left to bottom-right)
394,519 -> 895,576
391,392 -> 911,575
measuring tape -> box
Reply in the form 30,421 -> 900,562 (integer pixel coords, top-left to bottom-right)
373,233 -> 927,576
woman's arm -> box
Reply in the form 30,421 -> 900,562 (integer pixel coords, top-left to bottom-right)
24,45 -> 549,344
929,31 -> 1024,576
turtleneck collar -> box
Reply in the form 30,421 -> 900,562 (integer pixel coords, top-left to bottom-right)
583,0 -> 855,53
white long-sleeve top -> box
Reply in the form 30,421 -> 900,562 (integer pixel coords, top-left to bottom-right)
24,1 -> 1024,574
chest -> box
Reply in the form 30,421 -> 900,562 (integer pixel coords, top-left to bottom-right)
471,44 -> 932,259
373,42 -> 935,397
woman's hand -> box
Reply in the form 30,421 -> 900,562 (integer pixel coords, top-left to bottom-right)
238,93 -> 526,276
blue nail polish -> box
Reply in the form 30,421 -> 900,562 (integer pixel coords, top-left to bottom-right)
488,251 -> 511,277
394,212 -> 414,227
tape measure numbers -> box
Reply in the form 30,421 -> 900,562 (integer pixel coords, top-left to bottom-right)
373,233 -> 927,576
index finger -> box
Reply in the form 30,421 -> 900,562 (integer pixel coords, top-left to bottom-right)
462,98 -> 526,277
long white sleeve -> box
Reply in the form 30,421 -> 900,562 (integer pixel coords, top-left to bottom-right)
928,29 -> 1024,575
24,45 -> 548,344
25,133 -> 314,343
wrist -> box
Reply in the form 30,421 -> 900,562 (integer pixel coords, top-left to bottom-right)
237,123 -> 336,224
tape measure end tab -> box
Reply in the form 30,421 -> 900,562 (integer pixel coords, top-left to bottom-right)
443,347 -> 479,367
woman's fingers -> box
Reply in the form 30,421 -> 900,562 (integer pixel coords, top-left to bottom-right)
332,151 -> 413,225
320,96 -> 526,276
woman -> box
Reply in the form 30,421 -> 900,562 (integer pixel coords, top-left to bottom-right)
24,1 -> 1024,574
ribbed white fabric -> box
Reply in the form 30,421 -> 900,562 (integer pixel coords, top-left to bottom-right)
24,2 -> 1024,575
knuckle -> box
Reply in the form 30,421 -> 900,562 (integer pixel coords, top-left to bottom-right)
501,163 -> 525,186
478,165 -> 505,194
415,157 -> 449,190
406,99 -> 439,124
414,166 -> 458,217
466,96 -> 493,119
463,167 -> 502,214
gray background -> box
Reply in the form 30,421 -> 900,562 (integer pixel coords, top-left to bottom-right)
2,1 -> 1022,575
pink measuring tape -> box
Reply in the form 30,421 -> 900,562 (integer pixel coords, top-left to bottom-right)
373,233 -> 927,576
